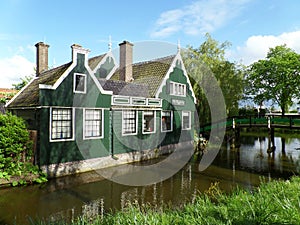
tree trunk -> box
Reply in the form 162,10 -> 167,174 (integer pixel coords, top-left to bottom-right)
281,105 -> 285,116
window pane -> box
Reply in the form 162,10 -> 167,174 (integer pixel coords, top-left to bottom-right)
169,82 -> 186,96
84,109 -> 102,138
162,110 -> 172,131
51,108 -> 73,140
75,74 -> 86,92
123,110 -> 137,134
182,111 -> 191,130
143,111 -> 155,133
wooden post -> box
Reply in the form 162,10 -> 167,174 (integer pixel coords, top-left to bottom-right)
231,127 -> 240,149
281,137 -> 286,155
267,127 -> 275,153
29,130 -> 37,164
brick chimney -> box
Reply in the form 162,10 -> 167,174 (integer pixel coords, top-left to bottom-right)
35,42 -> 49,76
119,41 -> 133,82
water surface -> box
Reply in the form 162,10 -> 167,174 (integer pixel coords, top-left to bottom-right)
0,132 -> 299,224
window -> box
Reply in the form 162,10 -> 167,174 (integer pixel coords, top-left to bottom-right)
122,110 -> 137,135
182,111 -> 191,130
51,108 -> 73,141
74,73 -> 86,93
143,111 -> 156,134
84,109 -> 103,139
161,110 -> 173,132
170,81 -> 186,96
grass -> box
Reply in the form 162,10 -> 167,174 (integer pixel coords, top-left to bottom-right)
33,176 -> 300,225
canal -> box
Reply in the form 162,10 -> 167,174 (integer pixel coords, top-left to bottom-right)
0,131 -> 300,224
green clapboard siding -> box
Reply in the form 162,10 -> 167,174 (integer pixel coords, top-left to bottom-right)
36,53 -> 195,166
38,53 -> 112,165
110,110 -> 168,154
158,66 -> 196,145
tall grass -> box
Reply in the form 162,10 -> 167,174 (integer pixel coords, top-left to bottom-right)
32,176 -> 300,225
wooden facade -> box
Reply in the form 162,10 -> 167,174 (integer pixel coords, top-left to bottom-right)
6,41 -> 197,177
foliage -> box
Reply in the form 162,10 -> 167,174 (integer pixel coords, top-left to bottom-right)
0,113 -> 47,185
246,45 -> 300,115
0,91 -> 17,104
183,33 -> 245,125
12,74 -> 34,91
238,107 -> 267,117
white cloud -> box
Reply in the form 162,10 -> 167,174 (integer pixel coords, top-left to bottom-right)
0,55 -> 35,88
151,0 -> 251,38
228,30 -> 300,65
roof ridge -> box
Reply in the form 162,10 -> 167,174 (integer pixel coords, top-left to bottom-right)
39,61 -> 72,76
88,53 -> 106,61
133,54 -> 176,66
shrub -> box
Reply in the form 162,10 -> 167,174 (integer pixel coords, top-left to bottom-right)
0,113 -> 45,184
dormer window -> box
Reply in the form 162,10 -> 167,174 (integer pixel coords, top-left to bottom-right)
74,73 -> 86,93
170,81 -> 186,96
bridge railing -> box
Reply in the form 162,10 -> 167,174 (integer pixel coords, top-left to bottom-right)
199,115 -> 300,132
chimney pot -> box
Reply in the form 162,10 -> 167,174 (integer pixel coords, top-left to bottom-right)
35,42 -> 49,76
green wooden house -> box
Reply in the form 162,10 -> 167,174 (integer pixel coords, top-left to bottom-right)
6,41 -> 197,177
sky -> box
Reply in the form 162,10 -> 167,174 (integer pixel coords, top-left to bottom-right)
1,0 -> 300,88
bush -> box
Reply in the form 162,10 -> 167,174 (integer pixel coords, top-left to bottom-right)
0,113 -> 46,184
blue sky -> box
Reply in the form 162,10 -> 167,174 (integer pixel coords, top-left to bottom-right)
1,0 -> 300,88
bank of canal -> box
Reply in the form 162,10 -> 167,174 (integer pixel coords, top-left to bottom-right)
0,131 -> 300,224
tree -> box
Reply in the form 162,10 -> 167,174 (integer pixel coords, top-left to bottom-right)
183,33 -> 245,124
246,45 -> 300,115
12,74 -> 33,91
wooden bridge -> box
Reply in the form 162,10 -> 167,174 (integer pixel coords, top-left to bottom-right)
200,115 -> 300,133
198,115 -> 300,152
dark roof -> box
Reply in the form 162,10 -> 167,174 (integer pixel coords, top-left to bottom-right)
88,54 -> 106,71
99,79 -> 149,97
110,55 -> 175,97
7,62 -> 71,107
7,54 -> 106,108
7,53 -> 176,108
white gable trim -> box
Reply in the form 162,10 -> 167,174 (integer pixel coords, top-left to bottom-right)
38,62 -> 76,90
92,51 -> 118,81
84,54 -> 113,95
39,47 -> 112,95
155,52 -> 196,104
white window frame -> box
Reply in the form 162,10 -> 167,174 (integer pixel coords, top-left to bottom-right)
142,110 -> 156,134
73,73 -> 87,94
50,107 -> 75,142
122,110 -> 138,136
182,111 -> 191,130
170,81 -> 186,97
161,110 -> 173,132
83,108 -> 104,140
